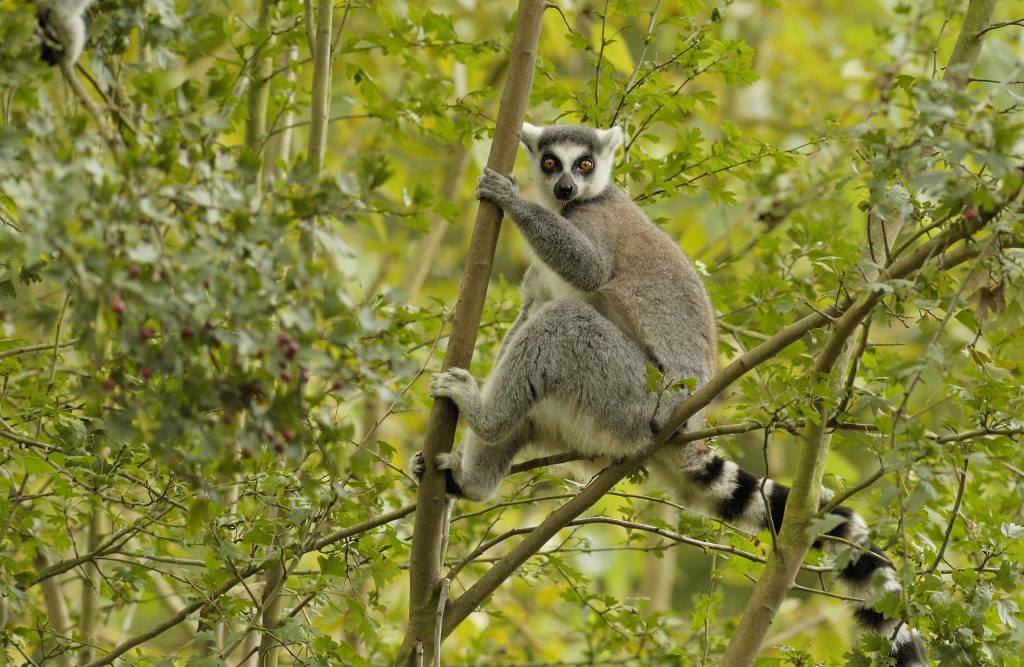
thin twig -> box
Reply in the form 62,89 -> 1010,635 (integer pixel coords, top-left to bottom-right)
977,18 -> 1024,36
926,457 -> 969,574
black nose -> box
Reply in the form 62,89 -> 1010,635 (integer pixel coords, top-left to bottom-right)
555,185 -> 575,200
555,174 -> 577,201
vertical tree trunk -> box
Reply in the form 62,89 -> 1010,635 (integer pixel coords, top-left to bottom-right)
307,0 -> 335,168
719,312 -> 866,666
245,0 -> 274,169
78,508 -> 104,663
393,3 -> 546,665
257,545 -> 287,667
256,0 -> 341,658
943,0 -> 998,89
639,503 -> 678,612
35,552 -> 72,667
721,6 -> 1000,661
264,46 -> 299,185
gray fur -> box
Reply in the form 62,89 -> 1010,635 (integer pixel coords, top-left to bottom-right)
420,121 -> 716,501
409,122 -> 926,665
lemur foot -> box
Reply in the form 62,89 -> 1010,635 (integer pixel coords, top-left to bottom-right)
410,451 -> 426,481
476,167 -> 518,207
410,451 -> 459,483
410,450 -> 466,497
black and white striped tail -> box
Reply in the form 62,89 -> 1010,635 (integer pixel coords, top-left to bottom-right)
36,8 -> 65,66
681,452 -> 927,666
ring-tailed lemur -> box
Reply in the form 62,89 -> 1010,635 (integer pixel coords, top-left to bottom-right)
412,122 -> 926,665
34,0 -> 95,66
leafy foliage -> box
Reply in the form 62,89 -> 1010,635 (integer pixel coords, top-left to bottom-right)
1,0 -> 1023,665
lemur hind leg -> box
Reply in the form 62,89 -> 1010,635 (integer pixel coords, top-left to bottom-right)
430,299 -> 657,452
412,423 -> 530,502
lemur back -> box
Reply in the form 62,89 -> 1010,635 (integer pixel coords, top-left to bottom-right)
412,123 -> 926,666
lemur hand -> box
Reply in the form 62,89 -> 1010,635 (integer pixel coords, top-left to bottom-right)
476,167 -> 518,208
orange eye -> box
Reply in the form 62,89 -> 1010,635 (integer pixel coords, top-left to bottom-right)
542,157 -> 557,170
579,159 -> 594,173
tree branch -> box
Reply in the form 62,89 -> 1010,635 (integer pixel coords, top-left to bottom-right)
78,502 -> 413,667
395,3 -> 547,665
441,186 -> 1017,645
721,11 -> 1011,656
943,0 -> 999,90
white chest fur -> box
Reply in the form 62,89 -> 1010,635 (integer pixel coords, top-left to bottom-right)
531,253 -> 587,303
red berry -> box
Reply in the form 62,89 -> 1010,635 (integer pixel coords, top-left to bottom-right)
277,333 -> 291,346
281,428 -> 294,440
254,349 -> 264,359
139,326 -> 155,340
964,206 -> 979,222
140,367 -> 153,380
284,342 -> 299,360
181,325 -> 195,338
279,370 -> 292,382
103,377 -> 117,390
203,278 -> 211,289
112,298 -> 126,314
128,265 -> 141,278
240,447 -> 252,459
273,442 -> 285,454
331,379 -> 344,391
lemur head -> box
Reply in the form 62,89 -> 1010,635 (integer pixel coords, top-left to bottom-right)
520,123 -> 623,210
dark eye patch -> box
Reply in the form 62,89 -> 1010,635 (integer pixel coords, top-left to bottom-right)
576,157 -> 595,174
541,155 -> 561,172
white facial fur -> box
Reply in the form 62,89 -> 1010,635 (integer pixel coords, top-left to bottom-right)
520,123 -> 623,211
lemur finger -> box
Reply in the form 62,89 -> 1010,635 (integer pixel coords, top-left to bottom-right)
444,368 -> 473,382
484,166 -> 513,182
429,374 -> 463,398
476,182 -> 503,202
478,187 -> 510,206
481,168 -> 513,187
432,370 -> 464,385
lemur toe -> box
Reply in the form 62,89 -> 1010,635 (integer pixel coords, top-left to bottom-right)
445,368 -> 473,382
410,452 -> 426,481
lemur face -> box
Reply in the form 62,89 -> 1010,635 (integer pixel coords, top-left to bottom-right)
520,123 -> 623,210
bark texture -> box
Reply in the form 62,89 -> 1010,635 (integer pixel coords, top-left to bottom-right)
393,3 -> 547,665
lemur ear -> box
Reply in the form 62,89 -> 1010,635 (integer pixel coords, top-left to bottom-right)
597,126 -> 624,153
520,122 -> 542,153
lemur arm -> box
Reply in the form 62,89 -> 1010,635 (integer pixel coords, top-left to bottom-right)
477,168 -> 613,292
